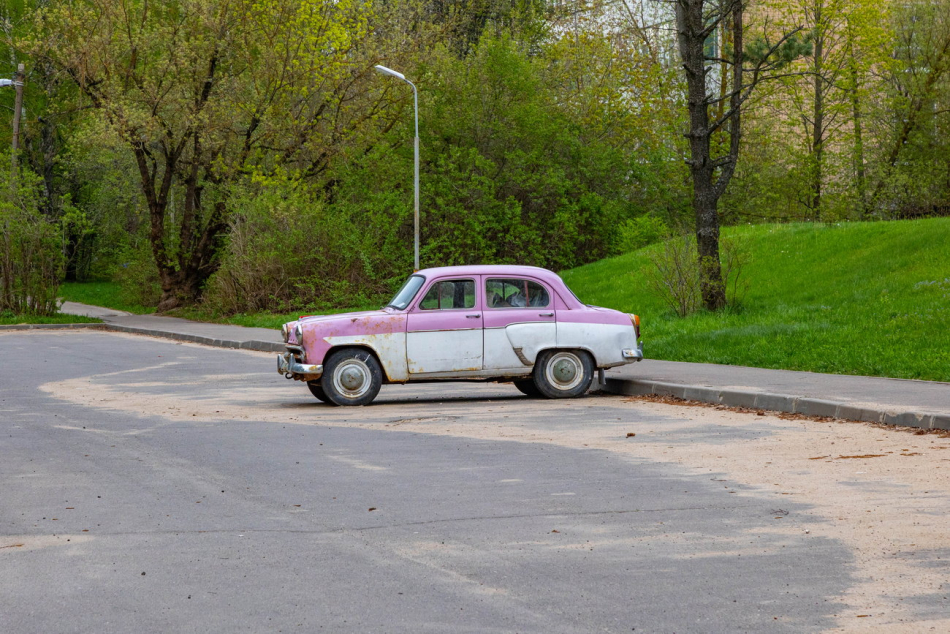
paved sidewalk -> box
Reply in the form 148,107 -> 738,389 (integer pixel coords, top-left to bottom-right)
604,360 -> 950,431
44,301 -> 950,430
58,301 -> 284,352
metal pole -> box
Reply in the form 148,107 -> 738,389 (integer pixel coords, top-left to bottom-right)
11,63 -> 24,171
410,80 -> 419,271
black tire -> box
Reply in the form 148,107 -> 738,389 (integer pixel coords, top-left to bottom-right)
321,348 -> 383,406
307,380 -> 333,404
513,379 -> 542,397
533,349 -> 594,399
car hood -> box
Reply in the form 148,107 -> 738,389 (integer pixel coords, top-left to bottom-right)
287,308 -> 404,346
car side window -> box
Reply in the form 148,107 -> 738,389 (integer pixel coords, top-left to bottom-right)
419,279 -> 476,310
485,278 -> 550,308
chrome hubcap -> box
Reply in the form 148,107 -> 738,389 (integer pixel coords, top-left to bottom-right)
545,352 -> 583,390
333,359 -> 371,398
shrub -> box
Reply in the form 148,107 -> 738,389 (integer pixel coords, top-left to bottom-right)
648,234 -> 748,317
203,179 -> 393,314
0,162 -> 64,316
616,215 -> 670,253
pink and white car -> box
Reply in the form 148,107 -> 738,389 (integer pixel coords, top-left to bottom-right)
277,265 -> 642,405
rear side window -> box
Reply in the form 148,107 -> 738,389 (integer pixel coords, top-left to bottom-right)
419,279 -> 476,310
485,279 -> 550,308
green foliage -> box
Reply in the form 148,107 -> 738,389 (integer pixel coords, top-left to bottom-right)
342,34 -> 686,277
203,178 -> 395,313
616,216 -> 670,253
743,31 -> 813,66
0,161 -> 65,316
562,219 -> 950,381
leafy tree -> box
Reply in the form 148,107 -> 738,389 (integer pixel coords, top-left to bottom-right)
869,0 -> 950,216
27,0 -> 372,310
672,0 -> 810,309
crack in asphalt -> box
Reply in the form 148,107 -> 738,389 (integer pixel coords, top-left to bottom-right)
11,502 -> 766,539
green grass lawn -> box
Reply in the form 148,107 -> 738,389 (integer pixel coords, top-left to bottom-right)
0,313 -> 101,325
561,218 -> 950,382
58,281 -> 157,314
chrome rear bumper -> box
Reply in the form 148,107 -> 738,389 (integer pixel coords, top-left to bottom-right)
622,344 -> 644,361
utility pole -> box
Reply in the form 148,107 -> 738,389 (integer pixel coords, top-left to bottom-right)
11,63 -> 25,171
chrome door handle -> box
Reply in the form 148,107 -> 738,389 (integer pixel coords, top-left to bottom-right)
466,314 -> 481,318
539,312 -> 554,317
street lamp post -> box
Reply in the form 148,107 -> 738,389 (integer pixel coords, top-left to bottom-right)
1,63 -> 25,171
374,64 -> 420,271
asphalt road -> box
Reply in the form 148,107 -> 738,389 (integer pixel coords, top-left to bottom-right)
2,331 -> 943,632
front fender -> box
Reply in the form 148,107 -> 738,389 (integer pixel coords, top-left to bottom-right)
321,333 -> 409,382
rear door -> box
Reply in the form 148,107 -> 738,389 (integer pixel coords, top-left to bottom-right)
482,277 -> 556,370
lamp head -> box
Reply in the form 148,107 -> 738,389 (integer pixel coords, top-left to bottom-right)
374,65 -> 406,81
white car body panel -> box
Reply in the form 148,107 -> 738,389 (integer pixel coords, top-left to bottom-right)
556,322 -> 637,368
323,333 -> 409,382
407,329 -> 483,374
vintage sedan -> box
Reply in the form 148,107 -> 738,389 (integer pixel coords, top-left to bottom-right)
277,265 -> 642,406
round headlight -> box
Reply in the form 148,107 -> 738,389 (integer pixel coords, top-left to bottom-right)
294,323 -> 303,343
281,323 -> 290,343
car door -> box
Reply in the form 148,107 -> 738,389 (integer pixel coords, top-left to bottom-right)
406,277 -> 483,374
482,277 -> 556,370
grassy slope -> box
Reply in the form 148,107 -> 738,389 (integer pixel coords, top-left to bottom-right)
561,219 -> 950,382
59,281 -> 156,314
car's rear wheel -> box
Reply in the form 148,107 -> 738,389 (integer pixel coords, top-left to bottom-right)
533,349 -> 593,399
513,379 -> 542,397
321,348 -> 383,406
307,380 -> 332,404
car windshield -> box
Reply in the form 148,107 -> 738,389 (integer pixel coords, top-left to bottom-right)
387,274 -> 426,310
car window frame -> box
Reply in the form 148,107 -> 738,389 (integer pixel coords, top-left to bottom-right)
415,277 -> 479,311
484,277 -> 552,309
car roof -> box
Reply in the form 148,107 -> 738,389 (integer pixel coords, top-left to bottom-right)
412,265 -> 583,308
415,264 -> 560,284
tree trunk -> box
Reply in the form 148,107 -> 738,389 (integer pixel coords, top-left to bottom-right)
811,17 -> 824,221
676,0 -> 729,311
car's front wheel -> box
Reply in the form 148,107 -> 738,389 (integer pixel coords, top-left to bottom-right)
307,380 -> 332,404
533,349 -> 594,399
321,348 -> 383,406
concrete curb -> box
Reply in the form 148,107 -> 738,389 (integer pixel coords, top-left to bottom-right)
1,321 -> 284,353
603,377 -> 950,432
102,323 -> 285,353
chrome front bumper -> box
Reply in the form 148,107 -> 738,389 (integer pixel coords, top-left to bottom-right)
277,350 -> 323,379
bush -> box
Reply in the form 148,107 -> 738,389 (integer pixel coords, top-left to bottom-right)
616,215 -> 670,253
112,240 -> 162,308
0,162 -> 64,316
648,234 -> 748,317
203,179 -> 394,314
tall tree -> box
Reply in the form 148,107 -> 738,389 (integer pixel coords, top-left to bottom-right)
27,0 -> 371,310
673,0 -> 809,309
870,0 -> 950,213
